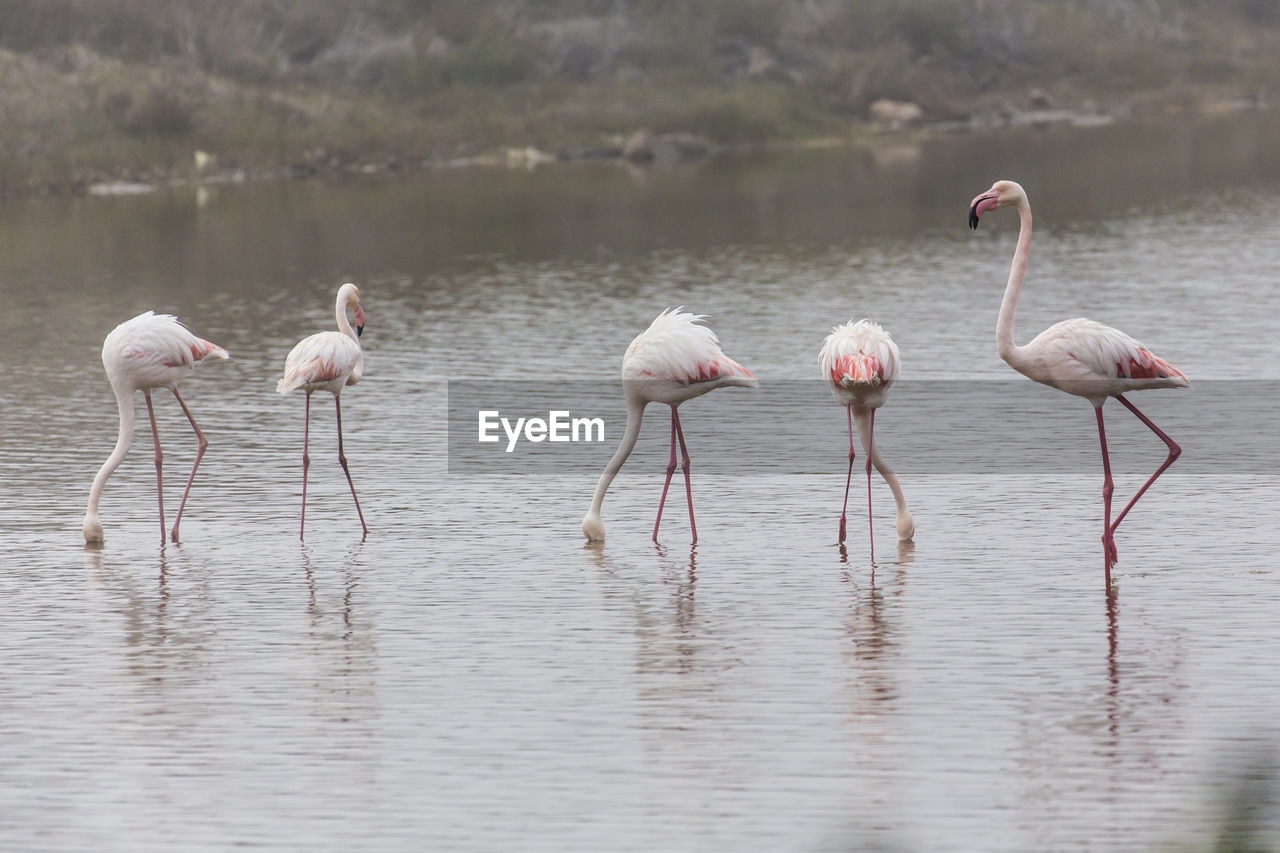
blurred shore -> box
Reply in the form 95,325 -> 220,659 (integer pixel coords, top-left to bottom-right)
1,0 -> 1276,196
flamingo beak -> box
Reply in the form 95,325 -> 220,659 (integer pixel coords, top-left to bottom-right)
355,303 -> 365,338
969,192 -> 999,230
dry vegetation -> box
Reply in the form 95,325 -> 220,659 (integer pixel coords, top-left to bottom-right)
0,0 -> 1277,192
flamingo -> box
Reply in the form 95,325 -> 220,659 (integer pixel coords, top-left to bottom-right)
819,319 -> 914,557
277,282 -> 368,539
969,180 -> 1187,580
83,311 -> 229,544
582,308 -> 756,543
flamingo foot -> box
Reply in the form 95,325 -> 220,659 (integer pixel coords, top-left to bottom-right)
1103,534 -> 1118,570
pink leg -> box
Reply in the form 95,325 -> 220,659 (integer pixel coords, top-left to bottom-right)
652,407 -> 678,542
335,396 -> 368,538
1108,393 -> 1181,535
300,392 -> 311,540
839,405 -> 855,543
169,388 -> 208,544
673,408 -> 696,545
1095,406 -> 1117,579
145,391 -> 165,541
865,408 -> 876,563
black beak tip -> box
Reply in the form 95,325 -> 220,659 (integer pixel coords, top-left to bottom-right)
356,325 -> 364,338
968,207 -> 980,230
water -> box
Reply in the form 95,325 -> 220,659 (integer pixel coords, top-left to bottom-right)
1,112 -> 1279,851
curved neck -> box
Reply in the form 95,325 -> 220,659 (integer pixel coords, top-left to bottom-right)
996,203 -> 1033,366
336,292 -> 357,341
86,388 -> 136,517
587,396 -> 646,520
852,410 -> 907,514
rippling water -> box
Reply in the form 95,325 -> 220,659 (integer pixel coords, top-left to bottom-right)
1,112 -> 1279,851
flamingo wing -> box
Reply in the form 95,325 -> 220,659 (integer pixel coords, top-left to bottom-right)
623,307 -> 754,384
277,331 -> 362,394
103,312 -> 228,387
1033,318 -> 1187,383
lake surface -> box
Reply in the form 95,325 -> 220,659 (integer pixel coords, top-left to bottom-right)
1,111 -> 1279,851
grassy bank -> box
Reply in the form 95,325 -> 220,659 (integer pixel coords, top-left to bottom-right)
1,0 -> 1277,194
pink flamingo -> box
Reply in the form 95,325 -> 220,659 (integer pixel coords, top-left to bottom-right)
819,319 -> 914,557
969,180 -> 1187,580
583,308 -> 756,543
277,283 -> 368,539
83,311 -> 229,544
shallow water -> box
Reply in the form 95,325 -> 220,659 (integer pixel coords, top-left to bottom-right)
1,112 -> 1279,850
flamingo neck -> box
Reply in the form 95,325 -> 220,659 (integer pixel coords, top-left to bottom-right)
583,395 -> 646,538
852,410 -> 907,511
336,291 -> 357,341
852,409 -> 914,541
996,203 -> 1033,368
84,387 -> 136,540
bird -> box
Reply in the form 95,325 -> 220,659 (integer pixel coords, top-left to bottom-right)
819,319 -> 914,558
969,180 -> 1187,581
83,311 -> 229,544
277,282 -> 368,540
583,308 -> 757,543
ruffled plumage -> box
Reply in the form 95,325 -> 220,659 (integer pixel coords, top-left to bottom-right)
622,307 -> 754,385
277,331 -> 363,395
819,319 -> 899,389
102,311 -> 229,391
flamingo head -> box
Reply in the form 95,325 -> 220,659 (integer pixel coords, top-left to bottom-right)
896,507 -> 915,543
83,513 -> 104,544
969,180 -> 1027,229
582,511 -> 605,542
354,301 -> 365,338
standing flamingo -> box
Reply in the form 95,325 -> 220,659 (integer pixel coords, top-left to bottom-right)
969,180 -> 1187,580
277,282 -> 368,539
83,311 -> 229,544
819,319 -> 914,557
583,308 -> 756,543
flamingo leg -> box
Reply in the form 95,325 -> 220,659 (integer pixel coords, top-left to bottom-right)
1095,406 -> 1118,578
652,407 -> 678,542
144,391 -> 165,541
335,396 -> 368,538
168,388 -> 208,544
839,404 -> 855,544
865,408 -> 876,563
1108,394 -> 1182,537
673,407 -> 696,544
300,392 -> 311,540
